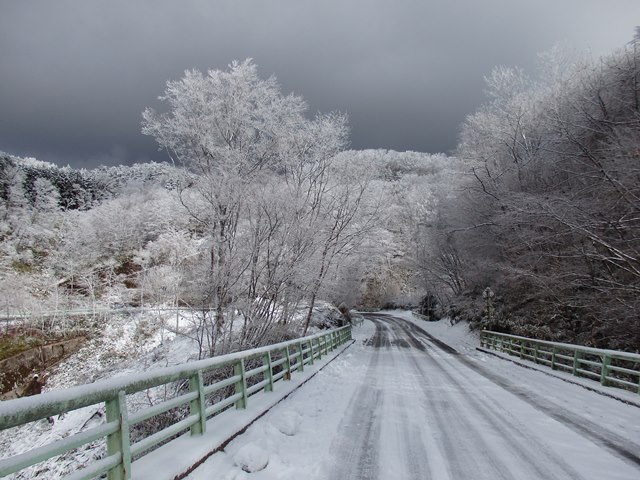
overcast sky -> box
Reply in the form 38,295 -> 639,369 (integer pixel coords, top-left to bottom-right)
1,1 -> 638,168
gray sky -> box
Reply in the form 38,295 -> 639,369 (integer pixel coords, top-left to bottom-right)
1,0 -> 638,168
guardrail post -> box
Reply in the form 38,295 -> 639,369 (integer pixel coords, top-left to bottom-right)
105,390 -> 131,480
600,355 -> 611,386
572,351 -> 581,376
284,346 -> 291,380
189,370 -> 206,435
533,343 -> 539,364
263,351 -> 274,392
296,342 -> 304,372
520,340 -> 525,359
234,359 -> 247,409
309,340 -> 315,364
551,347 -> 557,370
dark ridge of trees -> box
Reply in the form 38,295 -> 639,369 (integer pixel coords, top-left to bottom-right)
0,153 -> 180,211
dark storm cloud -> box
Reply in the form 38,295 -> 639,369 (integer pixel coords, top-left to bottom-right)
0,0 -> 638,167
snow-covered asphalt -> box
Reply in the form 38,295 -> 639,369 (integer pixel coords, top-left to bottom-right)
188,313 -> 640,480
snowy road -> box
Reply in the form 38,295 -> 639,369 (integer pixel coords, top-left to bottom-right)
189,313 -> 640,480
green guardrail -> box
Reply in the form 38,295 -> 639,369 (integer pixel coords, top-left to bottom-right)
0,325 -> 352,479
480,330 -> 640,395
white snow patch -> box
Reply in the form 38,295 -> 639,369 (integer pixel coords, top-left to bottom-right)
233,443 -> 270,473
270,411 -> 302,436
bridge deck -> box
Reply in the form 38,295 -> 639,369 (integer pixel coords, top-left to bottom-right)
187,313 -> 640,480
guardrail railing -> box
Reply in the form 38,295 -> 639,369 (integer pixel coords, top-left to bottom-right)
480,330 -> 640,395
0,325 -> 352,479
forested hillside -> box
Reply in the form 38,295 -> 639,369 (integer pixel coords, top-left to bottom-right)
0,60 -> 456,363
426,39 -> 640,351
0,149 -> 453,326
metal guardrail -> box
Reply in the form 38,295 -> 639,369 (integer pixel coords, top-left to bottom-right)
480,330 -> 640,395
0,326 -> 352,479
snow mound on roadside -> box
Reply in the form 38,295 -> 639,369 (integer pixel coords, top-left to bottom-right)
233,443 -> 269,473
271,411 -> 302,436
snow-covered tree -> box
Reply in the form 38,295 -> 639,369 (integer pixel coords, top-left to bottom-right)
447,38 -> 640,349
142,59 -> 355,352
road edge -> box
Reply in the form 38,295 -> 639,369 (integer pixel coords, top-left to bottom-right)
173,338 -> 357,480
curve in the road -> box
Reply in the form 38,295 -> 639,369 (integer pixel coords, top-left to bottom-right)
324,313 -> 640,480
378,314 -> 640,469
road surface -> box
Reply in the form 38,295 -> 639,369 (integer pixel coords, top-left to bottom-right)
189,313 -> 640,480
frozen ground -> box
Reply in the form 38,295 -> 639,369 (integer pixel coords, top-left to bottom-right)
187,311 -> 640,480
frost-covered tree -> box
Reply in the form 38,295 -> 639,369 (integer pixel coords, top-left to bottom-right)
448,37 -> 640,349
32,177 -> 60,214
142,59 -> 356,352
329,149 -> 459,309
